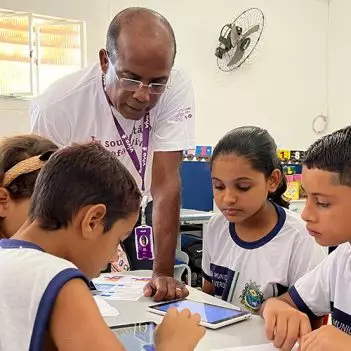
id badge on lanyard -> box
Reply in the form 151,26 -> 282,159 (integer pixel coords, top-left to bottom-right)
104,87 -> 153,260
135,196 -> 154,260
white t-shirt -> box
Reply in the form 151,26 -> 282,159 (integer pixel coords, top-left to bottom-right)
289,243 -> 351,334
30,64 -> 195,197
202,204 -> 327,313
0,239 -> 88,350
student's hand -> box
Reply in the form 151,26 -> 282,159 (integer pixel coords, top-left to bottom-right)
154,307 -> 206,351
144,275 -> 189,301
262,298 -> 311,350
298,325 -> 351,351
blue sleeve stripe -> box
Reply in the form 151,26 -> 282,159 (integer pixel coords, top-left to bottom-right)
288,285 -> 318,320
29,268 -> 89,351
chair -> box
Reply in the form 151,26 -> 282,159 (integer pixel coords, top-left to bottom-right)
174,249 -> 192,286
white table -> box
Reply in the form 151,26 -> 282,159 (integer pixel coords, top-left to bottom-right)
180,209 -> 213,225
103,271 -> 268,351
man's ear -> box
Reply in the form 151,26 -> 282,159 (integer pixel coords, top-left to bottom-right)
268,169 -> 282,193
99,49 -> 109,75
80,204 -> 107,240
0,187 -> 11,217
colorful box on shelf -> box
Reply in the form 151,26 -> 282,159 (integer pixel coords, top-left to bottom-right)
283,165 -> 296,175
277,149 -> 305,163
293,174 -> 306,198
183,146 -> 212,161
195,146 -> 212,161
284,175 -> 300,201
183,149 -> 195,161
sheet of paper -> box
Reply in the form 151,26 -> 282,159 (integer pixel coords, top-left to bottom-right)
212,345 -> 298,351
92,274 -> 150,301
93,295 -> 120,317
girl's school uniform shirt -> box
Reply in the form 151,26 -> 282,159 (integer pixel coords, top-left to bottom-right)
289,243 -> 351,334
202,204 -> 327,313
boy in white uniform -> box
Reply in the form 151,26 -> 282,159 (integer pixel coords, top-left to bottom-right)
0,142 -> 204,351
260,126 -> 351,351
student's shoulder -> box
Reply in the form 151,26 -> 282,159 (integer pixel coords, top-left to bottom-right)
207,212 -> 228,227
280,208 -> 326,254
27,250 -> 82,278
281,207 -> 309,237
204,213 -> 229,238
33,64 -> 100,114
332,243 -> 351,265
1,248 -> 86,296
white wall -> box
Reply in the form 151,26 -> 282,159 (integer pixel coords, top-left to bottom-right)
0,0 -> 329,150
328,0 -> 351,132
0,98 -> 30,135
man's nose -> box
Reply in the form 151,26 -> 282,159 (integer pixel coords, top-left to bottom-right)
133,85 -> 151,103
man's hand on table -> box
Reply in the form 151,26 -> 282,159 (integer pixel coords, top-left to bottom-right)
143,274 -> 189,301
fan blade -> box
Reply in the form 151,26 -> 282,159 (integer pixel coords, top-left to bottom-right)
230,25 -> 240,46
227,47 -> 244,67
242,24 -> 260,40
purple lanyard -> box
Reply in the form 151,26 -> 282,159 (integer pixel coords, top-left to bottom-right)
103,82 -> 150,191
110,111 -> 150,191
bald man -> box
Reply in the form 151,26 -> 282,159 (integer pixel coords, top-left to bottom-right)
30,7 -> 195,301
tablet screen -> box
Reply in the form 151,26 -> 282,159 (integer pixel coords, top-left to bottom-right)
111,322 -> 156,351
150,299 -> 248,324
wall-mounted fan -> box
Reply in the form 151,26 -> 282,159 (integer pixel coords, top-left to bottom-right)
215,8 -> 265,72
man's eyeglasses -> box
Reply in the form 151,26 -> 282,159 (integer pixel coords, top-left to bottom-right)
116,77 -> 169,95
107,55 -> 170,95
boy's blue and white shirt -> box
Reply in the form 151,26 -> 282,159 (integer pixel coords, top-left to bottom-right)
289,243 -> 351,334
0,239 -> 88,351
202,205 -> 327,313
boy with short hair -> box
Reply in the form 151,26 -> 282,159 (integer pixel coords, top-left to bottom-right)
0,142 -> 205,351
260,126 -> 351,351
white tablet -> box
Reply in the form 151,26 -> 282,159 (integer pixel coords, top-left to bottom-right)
147,299 -> 251,330
110,321 -> 156,351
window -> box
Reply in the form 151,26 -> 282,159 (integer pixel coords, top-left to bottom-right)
0,8 -> 86,97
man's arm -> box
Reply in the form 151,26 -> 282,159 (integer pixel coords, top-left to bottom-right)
144,68 -> 195,301
151,150 -> 182,277
144,150 -> 189,301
